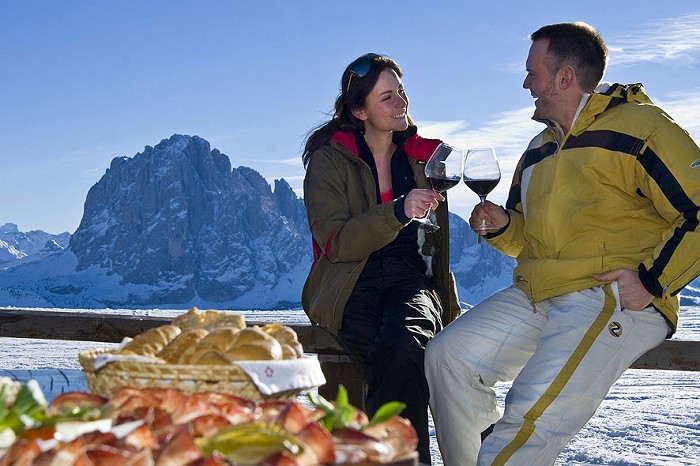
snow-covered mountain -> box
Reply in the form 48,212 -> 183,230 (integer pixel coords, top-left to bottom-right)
0,133 -> 514,310
0,223 -> 70,268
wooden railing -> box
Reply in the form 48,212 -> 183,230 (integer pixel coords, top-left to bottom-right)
1,309 -> 698,407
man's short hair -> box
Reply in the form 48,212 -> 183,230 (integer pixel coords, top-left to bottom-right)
531,22 -> 608,92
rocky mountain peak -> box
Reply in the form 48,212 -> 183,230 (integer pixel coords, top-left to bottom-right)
1,223 -> 20,234
68,134 -> 311,305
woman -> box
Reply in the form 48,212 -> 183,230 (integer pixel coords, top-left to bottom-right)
301,53 -> 461,464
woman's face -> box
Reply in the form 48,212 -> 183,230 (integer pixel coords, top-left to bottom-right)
353,69 -> 409,135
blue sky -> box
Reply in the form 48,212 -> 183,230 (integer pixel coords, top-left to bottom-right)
2,1 -> 700,233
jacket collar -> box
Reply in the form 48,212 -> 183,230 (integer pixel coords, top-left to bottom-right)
572,83 -> 653,135
535,82 -> 654,138
330,126 -> 441,162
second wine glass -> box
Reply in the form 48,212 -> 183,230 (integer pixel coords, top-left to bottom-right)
463,148 -> 501,241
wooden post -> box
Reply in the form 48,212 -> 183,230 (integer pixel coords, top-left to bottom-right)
317,355 -> 367,409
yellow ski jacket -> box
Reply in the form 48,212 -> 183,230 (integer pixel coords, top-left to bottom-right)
489,83 -> 700,333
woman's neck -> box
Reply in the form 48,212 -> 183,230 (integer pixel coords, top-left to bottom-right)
363,130 -> 394,161
362,129 -> 395,194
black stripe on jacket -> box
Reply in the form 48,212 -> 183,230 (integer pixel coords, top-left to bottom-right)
638,146 -> 700,296
506,141 -> 558,210
563,130 -> 645,155
563,130 -> 699,297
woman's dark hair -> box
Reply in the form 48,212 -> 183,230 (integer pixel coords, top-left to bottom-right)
531,22 -> 608,92
302,53 -> 414,167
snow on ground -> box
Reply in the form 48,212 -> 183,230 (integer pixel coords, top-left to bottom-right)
1,307 -> 698,465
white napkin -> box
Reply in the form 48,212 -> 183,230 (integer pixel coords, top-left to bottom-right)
237,356 -> 326,396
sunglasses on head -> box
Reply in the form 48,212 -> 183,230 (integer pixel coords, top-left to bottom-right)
345,53 -> 380,93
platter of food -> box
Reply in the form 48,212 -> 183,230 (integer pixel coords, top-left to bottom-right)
1,309 -> 419,464
0,380 -> 418,465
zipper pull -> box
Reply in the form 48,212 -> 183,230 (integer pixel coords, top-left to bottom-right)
516,275 -> 538,313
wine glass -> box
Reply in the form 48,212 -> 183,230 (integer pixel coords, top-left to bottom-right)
415,143 -> 463,232
462,148 -> 501,242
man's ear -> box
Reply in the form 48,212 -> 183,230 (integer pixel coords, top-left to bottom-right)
352,106 -> 367,121
559,65 -> 576,90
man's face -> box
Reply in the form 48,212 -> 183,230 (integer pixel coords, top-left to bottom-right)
523,39 -> 560,122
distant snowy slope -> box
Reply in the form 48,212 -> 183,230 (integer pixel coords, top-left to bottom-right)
0,223 -> 70,268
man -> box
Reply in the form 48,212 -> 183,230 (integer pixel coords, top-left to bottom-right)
425,22 -> 700,465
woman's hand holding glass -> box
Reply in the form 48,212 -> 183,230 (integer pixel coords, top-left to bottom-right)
404,189 -> 444,221
413,143 -> 463,231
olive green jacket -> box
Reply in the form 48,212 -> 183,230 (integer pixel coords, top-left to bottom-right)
302,128 -> 461,334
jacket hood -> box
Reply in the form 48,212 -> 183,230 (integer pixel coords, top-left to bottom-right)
330,126 -> 441,162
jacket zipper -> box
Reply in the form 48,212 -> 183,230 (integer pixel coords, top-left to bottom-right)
516,275 -> 538,313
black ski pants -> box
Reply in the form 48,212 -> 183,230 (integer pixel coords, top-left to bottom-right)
338,254 -> 443,464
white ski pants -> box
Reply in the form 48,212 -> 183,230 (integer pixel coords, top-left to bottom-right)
425,283 -> 670,466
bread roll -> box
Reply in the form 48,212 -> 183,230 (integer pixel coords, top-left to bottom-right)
118,325 -> 182,358
225,341 -> 283,361
268,325 -> 297,344
172,307 -> 208,330
157,328 -> 209,363
177,343 -> 220,365
263,323 -> 304,358
199,327 -> 240,352
205,313 -> 245,331
172,308 -> 245,331
232,326 -> 274,346
280,343 -> 299,360
191,349 -> 231,365
223,326 -> 284,361
261,322 -> 285,334
273,328 -> 304,357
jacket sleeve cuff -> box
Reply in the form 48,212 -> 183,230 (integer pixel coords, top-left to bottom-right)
638,264 -> 663,298
394,196 -> 412,225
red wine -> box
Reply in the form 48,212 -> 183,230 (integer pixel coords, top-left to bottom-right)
427,177 -> 460,192
464,178 -> 500,197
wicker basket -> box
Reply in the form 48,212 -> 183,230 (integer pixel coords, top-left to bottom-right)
79,348 -> 304,400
